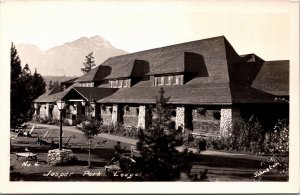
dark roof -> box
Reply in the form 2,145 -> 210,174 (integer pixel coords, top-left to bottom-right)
97,83 -> 232,105
230,84 -> 276,104
105,60 -> 135,79
35,36 -> 289,105
63,87 -> 118,101
75,65 -> 111,82
35,83 -> 79,103
251,60 -> 289,96
61,77 -> 79,84
101,36 -> 230,82
105,59 -> 150,79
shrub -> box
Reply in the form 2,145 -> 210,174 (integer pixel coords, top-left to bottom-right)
74,117 -> 83,125
63,119 -> 71,126
183,130 -> 194,147
196,137 -> 207,152
262,119 -> 289,174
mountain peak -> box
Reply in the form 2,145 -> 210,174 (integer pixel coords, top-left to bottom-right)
16,35 -> 127,76
90,35 -> 112,48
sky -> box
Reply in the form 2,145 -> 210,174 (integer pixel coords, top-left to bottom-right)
0,0 -> 295,61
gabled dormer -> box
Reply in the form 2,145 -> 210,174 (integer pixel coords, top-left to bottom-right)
148,52 -> 207,86
106,59 -> 149,88
75,65 -> 111,87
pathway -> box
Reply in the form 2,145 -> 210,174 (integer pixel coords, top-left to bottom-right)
29,123 -> 266,160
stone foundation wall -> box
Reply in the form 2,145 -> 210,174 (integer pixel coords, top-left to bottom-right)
220,106 -> 240,136
39,103 -> 48,118
101,114 -> 112,125
47,149 -> 74,166
123,115 -> 138,127
176,106 -> 185,130
112,104 -> 119,126
100,105 -> 112,125
137,105 -> 146,129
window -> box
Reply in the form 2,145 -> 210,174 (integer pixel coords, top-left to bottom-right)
127,79 -> 131,87
80,82 -> 94,87
157,76 -> 164,86
118,80 -> 123,88
154,75 -> 183,86
154,77 -> 158,86
123,79 -> 128,87
110,79 -> 131,88
175,76 -> 179,85
168,76 -> 173,85
175,75 -> 183,85
111,80 -> 118,88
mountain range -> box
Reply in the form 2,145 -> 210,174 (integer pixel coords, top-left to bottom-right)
16,35 -> 127,76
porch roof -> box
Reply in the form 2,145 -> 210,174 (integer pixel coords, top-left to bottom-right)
62,87 -> 119,102
97,83 -> 233,105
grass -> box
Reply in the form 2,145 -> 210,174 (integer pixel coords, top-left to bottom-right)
10,125 -> 134,181
10,124 -> 289,182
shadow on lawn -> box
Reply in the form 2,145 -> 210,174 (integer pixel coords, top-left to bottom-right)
193,154 -> 262,169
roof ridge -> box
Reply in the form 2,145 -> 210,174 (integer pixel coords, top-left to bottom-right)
107,36 -> 226,59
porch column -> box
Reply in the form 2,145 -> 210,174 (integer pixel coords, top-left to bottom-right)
137,105 -> 146,129
90,102 -> 96,117
45,103 -> 50,118
220,106 -> 240,136
34,103 -> 38,116
112,104 -> 120,126
176,106 -> 185,131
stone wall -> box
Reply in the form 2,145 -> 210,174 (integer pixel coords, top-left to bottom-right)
176,106 -> 185,130
123,116 -> 138,127
137,105 -> 146,129
47,149 -> 75,166
112,104 -> 120,126
123,106 -> 139,127
100,105 -> 112,125
52,105 -> 60,120
39,103 -> 48,118
220,106 -> 240,136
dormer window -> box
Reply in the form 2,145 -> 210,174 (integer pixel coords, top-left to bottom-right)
175,75 -> 183,85
110,79 -> 131,88
154,74 -> 184,86
80,82 -> 94,87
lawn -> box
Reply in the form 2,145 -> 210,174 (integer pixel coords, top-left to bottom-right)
10,125 -> 288,182
10,125 -> 133,181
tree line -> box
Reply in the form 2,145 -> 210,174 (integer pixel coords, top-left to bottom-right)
10,43 -> 46,129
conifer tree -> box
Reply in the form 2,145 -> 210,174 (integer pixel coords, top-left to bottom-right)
81,52 -> 96,74
48,80 -> 53,90
136,88 -> 191,181
10,43 -> 46,129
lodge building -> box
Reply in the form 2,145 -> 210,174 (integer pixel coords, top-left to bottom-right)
34,36 -> 289,136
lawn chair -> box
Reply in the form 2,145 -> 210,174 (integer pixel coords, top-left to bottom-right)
44,131 -> 52,141
14,123 -> 29,133
23,125 -> 35,137
64,135 -> 76,148
16,148 -> 38,162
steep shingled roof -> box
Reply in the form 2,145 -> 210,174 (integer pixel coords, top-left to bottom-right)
35,83 -> 79,103
97,83 -> 232,105
61,77 -> 79,84
36,36 -> 289,105
251,60 -> 289,96
63,87 -> 118,101
101,36 -> 230,83
75,65 -> 111,82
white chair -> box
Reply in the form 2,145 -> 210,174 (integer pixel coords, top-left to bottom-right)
23,125 -> 35,137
